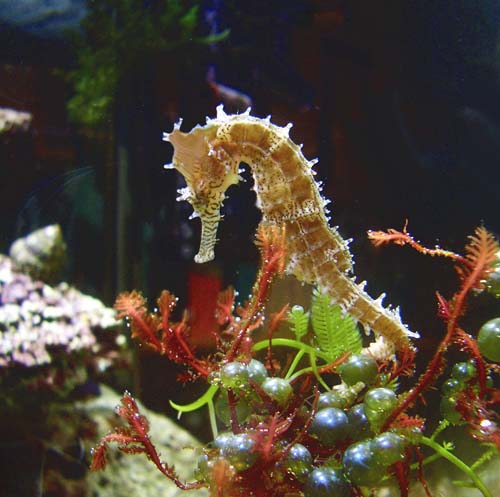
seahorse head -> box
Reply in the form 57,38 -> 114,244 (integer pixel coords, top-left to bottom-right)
163,113 -> 240,263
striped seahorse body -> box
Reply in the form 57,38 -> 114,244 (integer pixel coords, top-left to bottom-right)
163,106 -> 418,351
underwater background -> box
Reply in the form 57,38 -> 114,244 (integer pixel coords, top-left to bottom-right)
0,2 -> 499,496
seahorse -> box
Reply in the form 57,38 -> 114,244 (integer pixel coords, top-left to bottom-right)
163,106 -> 418,351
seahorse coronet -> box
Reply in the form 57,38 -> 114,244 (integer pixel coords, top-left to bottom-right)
164,106 -> 419,350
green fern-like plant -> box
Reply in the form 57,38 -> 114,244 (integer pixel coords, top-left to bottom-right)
288,305 -> 309,341
310,288 -> 362,361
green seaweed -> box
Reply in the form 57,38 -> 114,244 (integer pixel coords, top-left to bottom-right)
65,0 -> 229,126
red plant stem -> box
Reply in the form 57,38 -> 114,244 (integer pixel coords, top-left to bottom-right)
265,307 -> 289,376
281,388 -> 320,460
225,267 -> 272,362
225,317 -> 259,363
456,327 -> 488,398
225,228 -> 285,363
123,410 -> 204,490
129,309 -> 162,350
262,414 -> 279,461
160,294 -> 174,335
140,439 -> 203,490
157,293 -> 214,377
383,257 -> 483,431
382,334 -> 449,431
404,239 -> 468,265
172,319 -> 211,377
393,460 -> 409,497
225,276 -> 267,362
368,224 -> 471,268
227,389 -> 241,434
266,323 -> 277,376
415,447 -> 433,497
248,379 -> 272,405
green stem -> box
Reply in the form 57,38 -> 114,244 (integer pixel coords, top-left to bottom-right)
170,384 -> 219,413
254,338 -> 338,385
287,363 -> 326,386
309,351 -> 330,390
285,349 -> 305,379
420,436 -> 492,497
411,451 -> 444,469
207,397 -> 218,439
471,447 -> 497,471
253,338 -> 331,362
430,419 -> 450,440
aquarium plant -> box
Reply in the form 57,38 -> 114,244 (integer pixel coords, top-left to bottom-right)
90,223 -> 500,497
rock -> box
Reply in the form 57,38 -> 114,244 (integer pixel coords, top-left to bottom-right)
9,224 -> 67,284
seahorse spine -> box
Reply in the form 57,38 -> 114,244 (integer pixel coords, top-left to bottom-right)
163,106 -> 418,351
